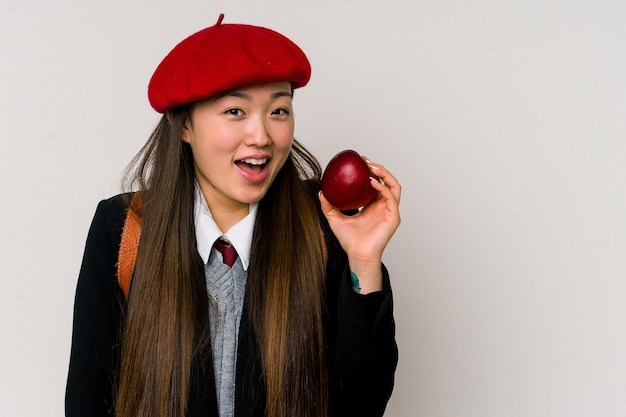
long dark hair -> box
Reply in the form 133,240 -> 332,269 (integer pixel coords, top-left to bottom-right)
116,106 -> 328,417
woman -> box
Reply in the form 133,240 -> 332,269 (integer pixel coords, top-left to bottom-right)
66,14 -> 401,417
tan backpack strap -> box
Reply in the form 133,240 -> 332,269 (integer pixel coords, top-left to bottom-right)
117,194 -> 143,299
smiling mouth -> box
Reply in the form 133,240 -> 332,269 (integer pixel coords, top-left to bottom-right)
235,157 -> 268,173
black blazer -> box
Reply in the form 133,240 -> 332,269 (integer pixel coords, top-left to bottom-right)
65,194 -> 398,417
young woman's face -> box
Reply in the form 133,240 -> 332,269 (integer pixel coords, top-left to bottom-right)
182,82 -> 295,213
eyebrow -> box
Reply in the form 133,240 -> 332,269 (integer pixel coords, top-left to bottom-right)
227,90 -> 293,100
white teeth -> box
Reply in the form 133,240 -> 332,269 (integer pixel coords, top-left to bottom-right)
241,158 -> 268,165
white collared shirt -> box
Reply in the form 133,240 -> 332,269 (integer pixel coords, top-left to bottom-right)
193,183 -> 257,270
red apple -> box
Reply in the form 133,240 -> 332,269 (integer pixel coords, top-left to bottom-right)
321,149 -> 379,211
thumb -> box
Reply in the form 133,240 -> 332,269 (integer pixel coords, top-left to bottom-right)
318,191 -> 339,218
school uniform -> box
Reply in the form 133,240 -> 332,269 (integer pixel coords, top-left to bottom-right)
65,191 -> 398,417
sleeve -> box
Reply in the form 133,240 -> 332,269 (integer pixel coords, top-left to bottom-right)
65,197 -> 127,417
326,256 -> 399,417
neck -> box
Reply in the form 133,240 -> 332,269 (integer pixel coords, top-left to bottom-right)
196,181 -> 251,233
207,201 -> 249,233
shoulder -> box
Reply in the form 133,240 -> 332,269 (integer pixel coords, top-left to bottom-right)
87,193 -> 134,250
95,193 -> 132,216
93,193 -> 135,222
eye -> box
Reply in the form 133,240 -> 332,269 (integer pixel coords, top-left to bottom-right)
271,108 -> 290,116
225,108 -> 244,116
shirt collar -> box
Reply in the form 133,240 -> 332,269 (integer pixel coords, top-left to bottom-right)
194,183 -> 257,271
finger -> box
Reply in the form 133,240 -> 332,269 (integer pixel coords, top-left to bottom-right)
318,191 -> 340,218
364,157 -> 396,184
365,159 -> 401,203
369,176 -> 400,212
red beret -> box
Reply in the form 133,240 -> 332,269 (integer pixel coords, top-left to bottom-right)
148,14 -> 311,113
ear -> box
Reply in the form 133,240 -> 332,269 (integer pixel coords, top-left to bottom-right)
181,123 -> 191,143
177,112 -> 192,143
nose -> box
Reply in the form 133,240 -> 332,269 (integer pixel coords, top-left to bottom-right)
245,116 -> 271,147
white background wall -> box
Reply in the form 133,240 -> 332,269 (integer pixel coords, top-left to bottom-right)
1,0 -> 625,416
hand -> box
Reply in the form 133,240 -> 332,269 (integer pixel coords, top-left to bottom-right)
319,157 -> 401,293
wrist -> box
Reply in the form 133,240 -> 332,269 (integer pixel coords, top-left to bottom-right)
348,257 -> 383,294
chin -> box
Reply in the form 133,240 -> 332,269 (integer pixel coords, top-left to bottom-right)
238,189 -> 269,205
